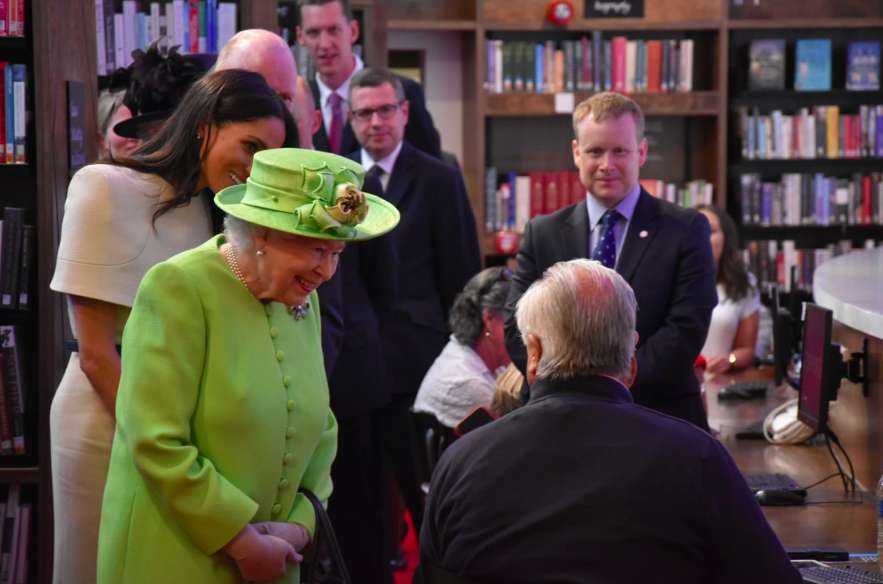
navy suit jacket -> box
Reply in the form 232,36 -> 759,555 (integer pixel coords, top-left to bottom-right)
324,189 -> 398,420
311,74 -> 442,159
420,374 -> 801,584
504,189 -> 717,413
352,143 -> 481,396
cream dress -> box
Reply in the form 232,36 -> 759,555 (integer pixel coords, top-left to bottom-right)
48,164 -> 212,584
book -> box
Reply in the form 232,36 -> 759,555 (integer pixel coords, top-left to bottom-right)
10,64 -> 23,164
0,207 -> 22,309
0,326 -> 25,455
15,224 -> 32,310
846,41 -> 880,91
0,484 -> 18,584
749,39 -> 786,91
11,503 -> 27,584
794,39 -> 831,91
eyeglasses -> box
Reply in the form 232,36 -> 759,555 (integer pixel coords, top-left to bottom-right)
350,103 -> 402,122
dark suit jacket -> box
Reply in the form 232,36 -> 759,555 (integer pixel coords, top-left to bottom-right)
352,143 -> 481,396
419,374 -> 801,584
311,74 -> 442,158
320,171 -> 397,422
504,190 -> 717,413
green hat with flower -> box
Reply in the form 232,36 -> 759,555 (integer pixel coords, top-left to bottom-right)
215,148 -> 400,241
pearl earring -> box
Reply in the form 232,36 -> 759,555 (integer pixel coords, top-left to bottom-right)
484,330 -> 491,338
256,249 -> 265,256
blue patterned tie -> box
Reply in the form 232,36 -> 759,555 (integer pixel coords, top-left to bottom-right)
592,209 -> 620,269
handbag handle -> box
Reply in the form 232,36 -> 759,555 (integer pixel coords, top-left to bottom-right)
298,488 -> 352,584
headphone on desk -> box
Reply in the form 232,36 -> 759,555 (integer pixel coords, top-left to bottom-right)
762,398 -> 816,444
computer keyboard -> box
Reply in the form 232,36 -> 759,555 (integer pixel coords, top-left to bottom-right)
744,472 -> 803,493
798,563 -> 883,583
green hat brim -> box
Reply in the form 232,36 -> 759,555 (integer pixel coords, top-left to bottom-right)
214,184 -> 400,242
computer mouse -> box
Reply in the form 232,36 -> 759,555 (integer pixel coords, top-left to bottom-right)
755,489 -> 807,506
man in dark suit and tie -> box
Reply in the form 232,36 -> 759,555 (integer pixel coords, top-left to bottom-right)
297,0 -> 441,158
347,67 -> 481,547
504,92 -> 717,429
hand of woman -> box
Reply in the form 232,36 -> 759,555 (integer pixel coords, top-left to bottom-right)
253,521 -> 311,552
224,524 -> 301,582
705,355 -> 732,375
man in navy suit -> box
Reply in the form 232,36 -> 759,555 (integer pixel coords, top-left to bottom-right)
504,92 -> 717,429
297,0 -> 441,158
347,67 -> 480,551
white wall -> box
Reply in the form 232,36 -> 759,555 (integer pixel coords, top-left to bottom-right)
388,31 -> 465,165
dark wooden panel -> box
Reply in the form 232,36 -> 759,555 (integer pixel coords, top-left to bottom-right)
32,1 -> 99,583
486,91 -> 720,116
484,0 -> 721,26
383,0 -> 475,21
730,0 -> 883,21
240,0 -> 279,30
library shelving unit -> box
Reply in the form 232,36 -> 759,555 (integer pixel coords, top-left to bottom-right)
726,3 -> 883,251
378,0 -> 727,258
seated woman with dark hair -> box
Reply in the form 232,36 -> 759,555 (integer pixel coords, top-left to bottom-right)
697,204 -> 760,374
413,267 -> 512,428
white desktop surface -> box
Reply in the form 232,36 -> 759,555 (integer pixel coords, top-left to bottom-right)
813,247 -> 883,339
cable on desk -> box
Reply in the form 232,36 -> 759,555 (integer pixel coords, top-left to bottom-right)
800,472 -> 849,491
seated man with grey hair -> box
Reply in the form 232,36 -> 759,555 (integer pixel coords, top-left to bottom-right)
417,259 -> 800,584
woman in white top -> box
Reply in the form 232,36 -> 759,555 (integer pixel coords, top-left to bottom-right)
49,69 -> 296,584
414,267 -> 513,428
697,204 -> 760,375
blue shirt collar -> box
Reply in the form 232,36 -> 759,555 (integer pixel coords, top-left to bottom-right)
586,183 -> 641,230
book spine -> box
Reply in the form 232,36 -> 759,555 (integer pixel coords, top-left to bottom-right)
3,64 -> 11,164
11,503 -> 27,584
94,0 -> 106,75
0,327 -> 24,455
11,65 -> 23,165
15,224 -> 31,310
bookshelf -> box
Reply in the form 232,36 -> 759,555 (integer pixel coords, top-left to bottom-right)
377,0 -> 883,280
727,4 -> 883,291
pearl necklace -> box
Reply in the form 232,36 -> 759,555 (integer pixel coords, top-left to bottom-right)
222,244 -> 249,290
222,244 -> 310,321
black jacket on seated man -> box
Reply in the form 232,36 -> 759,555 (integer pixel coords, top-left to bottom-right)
419,374 -> 801,584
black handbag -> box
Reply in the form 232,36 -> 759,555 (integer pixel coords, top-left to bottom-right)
298,488 -> 351,584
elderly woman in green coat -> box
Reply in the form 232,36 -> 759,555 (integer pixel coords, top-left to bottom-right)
97,148 -> 400,584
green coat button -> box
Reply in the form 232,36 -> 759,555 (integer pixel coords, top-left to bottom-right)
286,426 -> 295,438
279,478 -> 289,490
283,376 -> 292,387
276,350 -> 284,361
271,503 -> 282,516
270,327 -> 279,338
283,452 -> 293,465
287,399 -> 295,411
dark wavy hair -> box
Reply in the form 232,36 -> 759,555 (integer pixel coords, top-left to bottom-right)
118,69 -> 297,223
697,204 -> 751,301
449,267 -> 512,347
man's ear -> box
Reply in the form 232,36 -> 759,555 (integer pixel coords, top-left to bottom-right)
295,26 -> 304,46
311,110 -> 322,134
400,99 -> 410,124
349,18 -> 360,44
623,355 -> 638,389
526,334 -> 542,386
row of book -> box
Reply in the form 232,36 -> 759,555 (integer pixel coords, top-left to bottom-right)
749,39 -> 879,91
484,167 -> 712,233
0,484 -> 31,584
0,326 -> 24,457
0,208 -> 34,312
95,0 -> 239,75
736,105 -> 883,160
0,1 -> 24,38
0,63 -> 25,166
738,172 -> 883,227
484,36 -> 694,95
744,239 -> 874,293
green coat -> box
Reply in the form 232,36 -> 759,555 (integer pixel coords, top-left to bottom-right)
98,235 -> 337,584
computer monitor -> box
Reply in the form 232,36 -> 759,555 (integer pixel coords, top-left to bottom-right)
797,304 -> 840,435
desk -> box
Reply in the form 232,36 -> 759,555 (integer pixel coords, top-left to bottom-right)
705,367 -> 875,551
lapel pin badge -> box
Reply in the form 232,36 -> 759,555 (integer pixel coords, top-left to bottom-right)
639,230 -> 649,238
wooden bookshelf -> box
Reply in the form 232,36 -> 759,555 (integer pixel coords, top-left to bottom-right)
379,0 -> 883,261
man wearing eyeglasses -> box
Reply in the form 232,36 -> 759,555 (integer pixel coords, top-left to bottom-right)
347,66 -> 481,575
297,0 -> 441,158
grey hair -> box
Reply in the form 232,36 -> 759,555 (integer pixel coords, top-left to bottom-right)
222,215 -> 261,251
349,67 -> 406,103
449,267 -> 512,347
516,259 -> 637,380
